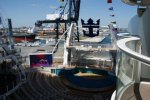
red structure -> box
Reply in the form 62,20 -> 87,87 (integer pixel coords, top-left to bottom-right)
107,0 -> 112,3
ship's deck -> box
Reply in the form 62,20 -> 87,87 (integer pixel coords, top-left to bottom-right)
120,82 -> 150,100
5,68 -> 115,100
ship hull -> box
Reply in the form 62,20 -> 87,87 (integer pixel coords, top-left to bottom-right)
13,33 -> 36,42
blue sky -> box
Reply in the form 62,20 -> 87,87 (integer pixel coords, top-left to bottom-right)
0,0 -> 137,28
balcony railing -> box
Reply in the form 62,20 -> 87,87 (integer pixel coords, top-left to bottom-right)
113,36 -> 150,100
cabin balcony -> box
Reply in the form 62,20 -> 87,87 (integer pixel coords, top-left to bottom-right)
111,36 -> 150,100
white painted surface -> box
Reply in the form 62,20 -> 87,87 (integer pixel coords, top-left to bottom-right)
117,37 -> 150,65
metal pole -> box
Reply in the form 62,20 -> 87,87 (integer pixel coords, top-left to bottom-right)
56,22 -> 59,41
65,23 -> 67,40
67,0 -> 72,66
69,0 -> 72,25
8,19 -> 12,36
8,19 -> 14,49
76,22 -> 79,42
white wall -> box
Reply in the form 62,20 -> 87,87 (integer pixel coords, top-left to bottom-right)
139,8 -> 150,57
128,7 -> 150,57
128,15 -> 140,36
128,8 -> 150,79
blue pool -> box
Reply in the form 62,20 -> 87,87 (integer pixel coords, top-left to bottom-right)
100,34 -> 111,44
53,68 -> 116,89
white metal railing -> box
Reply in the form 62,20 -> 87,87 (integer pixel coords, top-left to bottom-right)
52,26 -> 70,54
64,25 -> 114,66
114,36 -> 150,100
63,24 -> 74,66
73,42 -> 113,48
117,36 -> 150,65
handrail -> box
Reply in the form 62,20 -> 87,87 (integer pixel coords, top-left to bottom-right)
117,36 -> 150,65
66,23 -> 74,46
52,26 -> 70,54
63,23 -> 74,66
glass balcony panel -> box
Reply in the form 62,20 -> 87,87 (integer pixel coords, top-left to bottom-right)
115,37 -> 150,100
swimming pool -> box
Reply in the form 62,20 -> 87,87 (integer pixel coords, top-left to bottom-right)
56,67 -> 116,90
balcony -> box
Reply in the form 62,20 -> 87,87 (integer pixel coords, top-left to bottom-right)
112,36 -> 150,100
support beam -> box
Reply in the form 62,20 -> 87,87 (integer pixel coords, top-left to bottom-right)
76,22 -> 79,42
